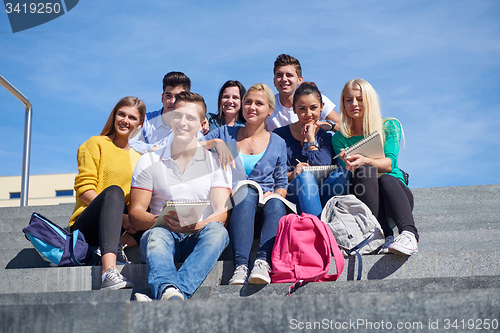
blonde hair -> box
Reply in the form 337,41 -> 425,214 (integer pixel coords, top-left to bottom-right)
243,83 -> 276,112
339,79 -> 404,146
101,97 -> 146,136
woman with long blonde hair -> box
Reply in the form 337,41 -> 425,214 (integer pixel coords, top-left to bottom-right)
332,79 -> 419,255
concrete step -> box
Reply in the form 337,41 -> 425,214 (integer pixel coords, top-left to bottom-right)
412,184 -> 500,221
199,275 -> 500,299
412,229 -> 500,252
1,248 -> 498,294
0,261 -> 232,294
0,289 -> 133,305
414,211 -> 500,232
3,210 -> 497,237
1,287 -> 498,333
1,186 -> 498,224
0,275 -> 496,304
3,227 -> 498,273
3,224 -> 498,274
0,199 -> 500,233
0,204 -> 73,221
0,216 -> 70,233
412,184 -> 500,205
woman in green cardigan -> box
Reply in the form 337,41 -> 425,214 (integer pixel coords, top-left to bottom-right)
332,79 -> 419,256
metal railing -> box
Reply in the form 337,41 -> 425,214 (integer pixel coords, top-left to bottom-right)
0,75 -> 32,206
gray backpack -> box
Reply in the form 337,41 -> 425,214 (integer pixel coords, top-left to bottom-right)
321,195 -> 385,256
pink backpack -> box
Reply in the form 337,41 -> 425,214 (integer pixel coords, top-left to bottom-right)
271,213 -> 345,292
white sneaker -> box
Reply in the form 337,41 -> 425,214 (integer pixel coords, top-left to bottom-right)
135,293 -> 152,302
388,231 -> 418,256
228,265 -> 248,285
248,259 -> 271,285
378,236 -> 395,254
161,287 -> 184,301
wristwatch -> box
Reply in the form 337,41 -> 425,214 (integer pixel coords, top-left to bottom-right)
326,119 -> 336,131
306,140 -> 319,150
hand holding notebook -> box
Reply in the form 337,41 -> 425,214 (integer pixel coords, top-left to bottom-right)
333,131 -> 384,160
155,200 -> 211,230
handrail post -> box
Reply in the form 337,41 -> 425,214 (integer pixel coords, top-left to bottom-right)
0,75 -> 32,207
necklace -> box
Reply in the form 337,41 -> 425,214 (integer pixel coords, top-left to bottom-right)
244,136 -> 266,155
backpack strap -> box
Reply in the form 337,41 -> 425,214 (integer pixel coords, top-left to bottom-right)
321,219 -> 345,281
69,230 -> 85,266
339,245 -> 363,281
340,228 -> 382,280
288,279 -> 305,296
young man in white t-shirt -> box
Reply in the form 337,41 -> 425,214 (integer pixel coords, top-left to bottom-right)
266,54 -> 340,132
129,92 -> 232,301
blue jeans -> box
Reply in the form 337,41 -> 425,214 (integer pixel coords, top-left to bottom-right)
230,187 -> 286,267
287,168 -> 351,217
139,222 -> 229,299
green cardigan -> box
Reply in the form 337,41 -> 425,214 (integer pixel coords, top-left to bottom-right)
331,118 -> 406,186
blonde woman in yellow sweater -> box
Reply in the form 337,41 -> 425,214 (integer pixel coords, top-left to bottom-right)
69,96 -> 145,290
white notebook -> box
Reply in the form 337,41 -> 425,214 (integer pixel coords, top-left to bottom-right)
334,131 -> 384,160
155,200 -> 211,228
301,165 -> 338,185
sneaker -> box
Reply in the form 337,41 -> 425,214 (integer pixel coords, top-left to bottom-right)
135,292 -> 152,302
388,231 -> 418,256
101,265 -> 134,290
161,287 -> 184,301
95,243 -> 132,265
248,259 -> 271,285
117,242 -> 132,265
228,265 -> 248,285
378,236 -> 395,254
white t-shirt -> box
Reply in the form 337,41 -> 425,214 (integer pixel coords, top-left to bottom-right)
131,143 -> 232,221
266,93 -> 336,132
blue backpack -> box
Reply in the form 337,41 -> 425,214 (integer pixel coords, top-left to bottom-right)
22,212 -> 93,266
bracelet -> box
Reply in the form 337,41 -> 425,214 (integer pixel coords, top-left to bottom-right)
307,140 -> 319,150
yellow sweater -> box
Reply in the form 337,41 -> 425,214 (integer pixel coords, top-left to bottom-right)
69,136 -> 141,228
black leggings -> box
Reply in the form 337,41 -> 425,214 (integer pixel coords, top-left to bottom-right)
70,185 -> 124,255
351,165 -> 419,241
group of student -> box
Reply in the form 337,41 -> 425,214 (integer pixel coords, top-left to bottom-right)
68,54 -> 419,301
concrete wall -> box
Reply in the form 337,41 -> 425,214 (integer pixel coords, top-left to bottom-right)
0,173 -> 77,207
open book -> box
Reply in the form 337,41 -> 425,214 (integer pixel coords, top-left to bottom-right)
333,131 -> 384,160
232,180 -> 296,214
301,165 -> 338,185
154,200 -> 211,229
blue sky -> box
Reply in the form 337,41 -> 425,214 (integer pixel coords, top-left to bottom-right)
1,0 -> 499,188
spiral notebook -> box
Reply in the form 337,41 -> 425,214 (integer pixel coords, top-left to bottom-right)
333,131 -> 384,160
301,165 -> 338,184
155,200 -> 211,228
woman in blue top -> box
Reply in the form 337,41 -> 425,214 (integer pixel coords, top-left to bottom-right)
207,80 -> 247,133
332,79 -> 419,256
204,83 -> 288,285
274,82 -> 349,217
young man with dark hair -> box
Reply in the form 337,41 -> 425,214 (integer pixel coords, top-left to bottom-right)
129,92 -> 232,301
266,54 -> 340,132
130,72 -> 194,153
